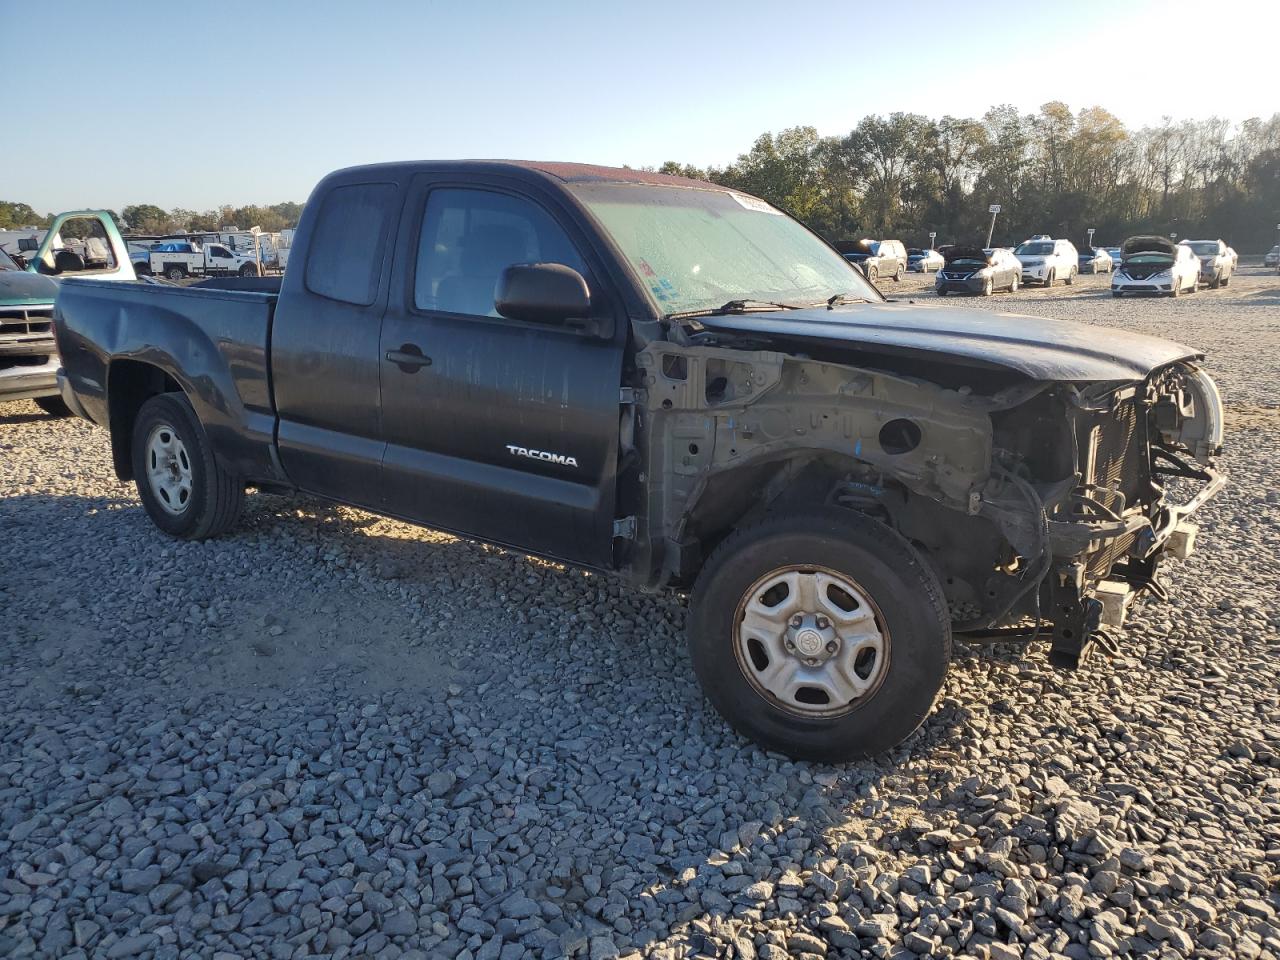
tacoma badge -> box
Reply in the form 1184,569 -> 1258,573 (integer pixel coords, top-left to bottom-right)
506,444 -> 579,468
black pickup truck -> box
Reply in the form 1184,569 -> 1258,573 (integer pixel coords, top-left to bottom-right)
53,161 -> 1225,761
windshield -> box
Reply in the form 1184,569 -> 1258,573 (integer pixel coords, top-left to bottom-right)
0,248 -> 18,271
570,183 -> 877,315
1185,241 -> 1219,255
1014,241 -> 1053,256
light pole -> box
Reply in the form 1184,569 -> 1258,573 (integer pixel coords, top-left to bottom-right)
986,204 -> 1001,248
928,231 -> 937,250
1087,227 -> 1095,250
1275,223 -> 1279,275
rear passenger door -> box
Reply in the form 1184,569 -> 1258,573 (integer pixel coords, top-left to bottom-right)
376,176 -> 626,567
273,179 -> 402,506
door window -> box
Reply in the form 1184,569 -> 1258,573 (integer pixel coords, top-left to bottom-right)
305,182 -> 397,306
414,188 -> 585,317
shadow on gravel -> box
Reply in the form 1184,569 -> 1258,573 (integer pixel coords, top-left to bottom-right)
0,408 -> 57,426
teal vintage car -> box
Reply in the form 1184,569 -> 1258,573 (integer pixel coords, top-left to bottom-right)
1,211 -> 134,414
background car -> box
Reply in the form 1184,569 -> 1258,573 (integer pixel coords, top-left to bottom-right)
907,248 -> 944,273
1078,246 -> 1114,274
935,245 -> 1021,296
841,238 -> 908,282
1112,236 -> 1199,297
1180,238 -> 1234,289
1014,237 -> 1078,286
1104,245 -> 1123,264
1264,245 -> 1279,268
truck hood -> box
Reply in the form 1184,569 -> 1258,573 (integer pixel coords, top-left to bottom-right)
0,270 -> 58,306
697,301 -> 1200,381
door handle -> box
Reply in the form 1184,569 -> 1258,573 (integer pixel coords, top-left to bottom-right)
385,343 -> 432,372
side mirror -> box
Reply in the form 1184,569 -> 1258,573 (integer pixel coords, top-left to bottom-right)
496,262 -> 591,325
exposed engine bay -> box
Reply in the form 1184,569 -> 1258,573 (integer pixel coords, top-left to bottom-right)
624,328 -> 1225,669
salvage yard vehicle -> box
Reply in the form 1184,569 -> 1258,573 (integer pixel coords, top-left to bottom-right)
907,248 -> 944,273
1013,237 -> 1078,287
934,246 -> 1021,296
143,240 -> 260,280
1113,236 -> 1201,297
839,238 -> 907,282
52,161 -> 1226,761
1,211 -> 134,413
1180,238 -> 1234,288
1077,246 -> 1114,274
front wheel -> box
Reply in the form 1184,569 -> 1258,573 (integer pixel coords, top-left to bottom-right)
935,286 -> 948,296
131,393 -> 243,540
893,265 -> 903,282
867,266 -> 878,283
687,509 -> 951,762
1065,268 -> 1075,286
1044,270 -> 1055,288
982,277 -> 993,297
1009,274 -> 1020,292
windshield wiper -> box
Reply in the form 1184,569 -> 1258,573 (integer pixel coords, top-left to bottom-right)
825,292 -> 873,309
665,298 -> 803,321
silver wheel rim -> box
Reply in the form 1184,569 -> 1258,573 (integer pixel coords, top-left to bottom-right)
734,565 -> 890,718
145,422 -> 193,515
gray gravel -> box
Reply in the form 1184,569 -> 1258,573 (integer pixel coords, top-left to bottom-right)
2,268 -> 1278,959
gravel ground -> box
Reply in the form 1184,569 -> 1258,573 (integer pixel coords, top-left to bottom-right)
1,268 -> 1278,960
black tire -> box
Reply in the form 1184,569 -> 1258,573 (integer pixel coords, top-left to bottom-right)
1209,272 -> 1221,290
1009,274 -> 1020,293
687,509 -> 951,762
1170,281 -> 1180,298
239,263 -> 259,277
1044,270 -> 1055,288
893,264 -> 903,282
135,263 -> 152,277
131,393 -> 243,540
1065,268 -> 1075,286
935,287 -> 947,296
34,395 -> 71,417
1221,274 -> 1230,287
867,266 -> 878,283
1112,291 -> 1122,298
166,265 -> 186,281
981,277 -> 993,297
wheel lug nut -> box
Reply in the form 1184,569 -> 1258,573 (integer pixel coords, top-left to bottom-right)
826,641 -> 837,653
805,658 -> 819,667
784,639 -> 795,651
817,616 -> 829,629
791,615 -> 804,627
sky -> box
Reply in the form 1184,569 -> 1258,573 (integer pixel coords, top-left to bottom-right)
5,0 -> 1277,213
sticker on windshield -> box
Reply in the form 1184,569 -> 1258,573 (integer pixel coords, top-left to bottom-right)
730,193 -> 783,215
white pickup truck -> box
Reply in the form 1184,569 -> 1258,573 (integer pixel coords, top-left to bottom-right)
141,240 -> 260,280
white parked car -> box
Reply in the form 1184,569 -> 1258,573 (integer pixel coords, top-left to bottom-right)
1264,245 -> 1278,268
1013,237 -> 1078,287
1180,239 -> 1234,289
1112,236 -> 1200,297
907,248 -> 945,273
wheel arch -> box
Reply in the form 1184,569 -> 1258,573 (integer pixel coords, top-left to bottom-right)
106,358 -> 184,481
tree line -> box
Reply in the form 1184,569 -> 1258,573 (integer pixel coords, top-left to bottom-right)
6,104 -> 1280,250
655,104 -> 1280,252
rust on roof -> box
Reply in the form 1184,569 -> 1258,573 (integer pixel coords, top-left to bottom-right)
506,160 -> 727,190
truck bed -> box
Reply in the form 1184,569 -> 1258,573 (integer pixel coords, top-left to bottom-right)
55,278 -> 282,483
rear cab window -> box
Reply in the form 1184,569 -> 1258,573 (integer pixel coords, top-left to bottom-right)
305,182 -> 398,306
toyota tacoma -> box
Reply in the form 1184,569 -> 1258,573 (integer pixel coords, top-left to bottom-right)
52,161 -> 1225,761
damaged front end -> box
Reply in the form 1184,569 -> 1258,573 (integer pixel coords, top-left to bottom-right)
624,326 -> 1224,671
971,361 -> 1225,665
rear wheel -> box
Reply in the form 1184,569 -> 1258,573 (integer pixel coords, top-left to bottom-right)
867,266 -> 878,283
34,396 -> 70,417
131,393 -> 243,540
1221,273 -> 1230,287
687,509 -> 951,761
893,264 -> 903,282
165,265 -> 186,281
1009,274 -> 1020,292
239,262 -> 259,277
1065,268 -> 1076,286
